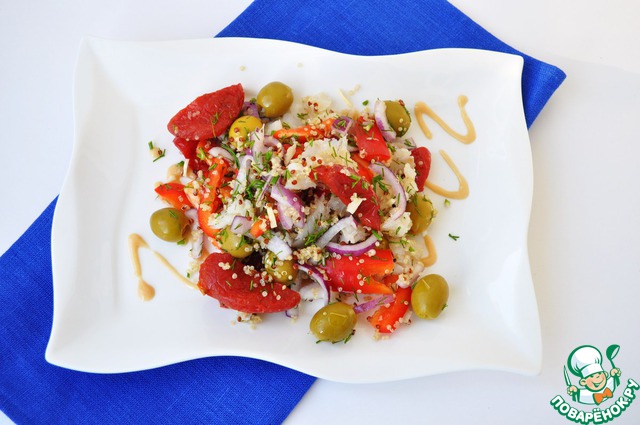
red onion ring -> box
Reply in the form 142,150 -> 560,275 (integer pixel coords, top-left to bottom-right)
374,100 -> 397,142
232,155 -> 253,193
270,182 -> 305,229
263,135 -> 279,147
285,275 -> 302,318
331,116 -> 354,137
369,163 -> 407,221
242,101 -> 260,118
276,201 -> 294,230
250,126 -> 268,157
208,146 -> 235,163
325,234 -> 379,256
230,216 -> 252,235
297,264 -> 330,306
353,294 -> 394,314
316,216 -> 357,248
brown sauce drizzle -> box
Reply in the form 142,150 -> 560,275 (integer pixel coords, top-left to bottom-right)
414,95 -> 476,144
128,233 -> 198,301
421,235 -> 437,267
424,150 -> 469,199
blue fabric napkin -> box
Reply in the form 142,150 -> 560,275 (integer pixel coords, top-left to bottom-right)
0,1 -> 565,424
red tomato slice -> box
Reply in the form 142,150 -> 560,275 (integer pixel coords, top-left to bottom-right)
322,249 -> 395,294
168,83 -> 244,141
312,165 -> 381,230
198,252 -> 301,313
367,286 -> 412,333
172,137 -> 210,173
354,121 -> 391,162
411,146 -> 431,192
154,182 -> 192,211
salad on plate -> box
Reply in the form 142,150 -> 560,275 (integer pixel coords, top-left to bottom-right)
147,81 -> 449,343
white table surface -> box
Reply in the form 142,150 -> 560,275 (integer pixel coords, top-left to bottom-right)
2,1 -> 640,424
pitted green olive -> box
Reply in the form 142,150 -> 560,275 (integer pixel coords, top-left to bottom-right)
150,208 -> 189,242
384,100 -> 411,136
310,302 -> 357,343
217,226 -> 253,258
407,194 -> 435,233
264,251 -> 298,283
411,274 -> 449,320
229,115 -> 262,149
257,81 -> 293,117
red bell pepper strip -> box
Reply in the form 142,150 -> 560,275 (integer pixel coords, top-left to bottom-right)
350,153 -> 375,183
367,286 -> 412,333
154,182 -> 193,211
272,118 -> 335,142
353,120 -> 391,162
197,158 -> 228,238
322,249 -> 395,294
411,146 -> 432,192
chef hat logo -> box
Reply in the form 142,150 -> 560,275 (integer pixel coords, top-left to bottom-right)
567,345 -> 605,379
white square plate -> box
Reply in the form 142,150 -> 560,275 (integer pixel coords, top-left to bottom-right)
46,37 -> 539,383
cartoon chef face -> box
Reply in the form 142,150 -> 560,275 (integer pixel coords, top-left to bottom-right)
580,371 -> 609,392
568,345 -> 608,393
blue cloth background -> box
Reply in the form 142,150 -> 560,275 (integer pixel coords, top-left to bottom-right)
0,1 -> 565,424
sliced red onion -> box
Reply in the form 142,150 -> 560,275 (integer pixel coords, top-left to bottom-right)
316,216 -> 357,248
208,146 -> 235,163
263,135 -> 279,147
325,234 -> 379,256
190,232 -> 204,258
292,195 -> 329,248
250,126 -> 268,157
331,116 -> 354,137
369,163 -> 407,221
285,307 -> 298,319
353,294 -> 394,314
285,275 -> 303,318
242,101 -> 260,118
270,182 -> 305,229
297,264 -> 330,306
255,176 -> 272,205
276,202 -> 294,230
184,209 -> 204,258
264,235 -> 292,261
230,216 -> 252,235
374,100 -> 397,142
231,154 -> 253,193
184,208 -> 198,224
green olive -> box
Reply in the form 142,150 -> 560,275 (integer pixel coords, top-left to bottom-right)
264,251 -> 298,283
411,274 -> 449,320
229,115 -> 262,149
217,226 -> 253,258
407,194 -> 435,233
150,208 -> 189,242
384,100 -> 411,136
310,302 -> 357,343
257,81 -> 294,118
